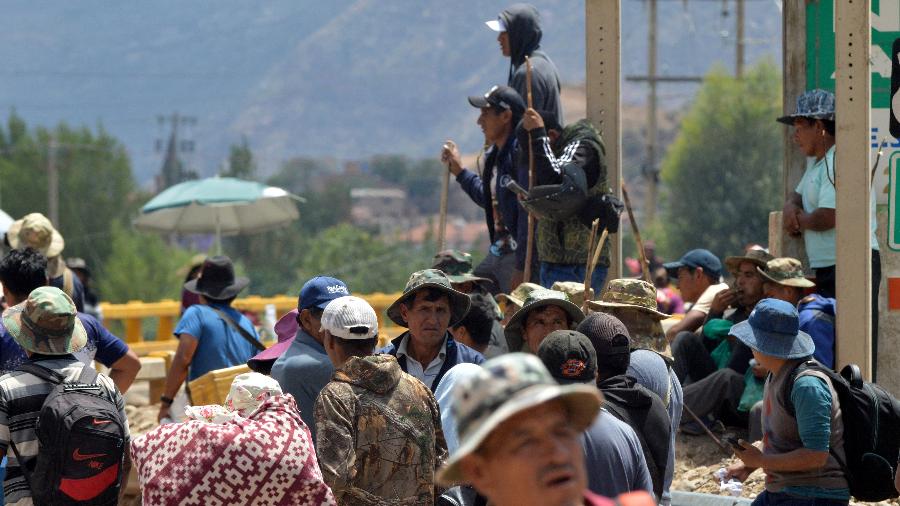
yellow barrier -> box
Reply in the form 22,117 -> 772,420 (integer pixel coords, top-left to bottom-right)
100,293 -> 405,349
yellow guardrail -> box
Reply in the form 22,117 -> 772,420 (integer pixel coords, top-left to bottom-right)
100,293 -> 405,353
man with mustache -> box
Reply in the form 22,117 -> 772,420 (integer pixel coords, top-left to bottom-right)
436,353 -> 654,506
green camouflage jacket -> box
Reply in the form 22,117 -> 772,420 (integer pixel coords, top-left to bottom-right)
314,354 -> 448,505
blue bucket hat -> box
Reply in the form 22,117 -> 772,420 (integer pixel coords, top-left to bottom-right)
777,89 -> 835,125
730,298 -> 814,359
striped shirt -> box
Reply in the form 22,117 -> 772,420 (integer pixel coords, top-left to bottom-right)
0,355 -> 128,506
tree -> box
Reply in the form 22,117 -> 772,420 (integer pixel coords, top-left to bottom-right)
223,136 -> 257,179
97,222 -> 195,303
658,61 -> 783,259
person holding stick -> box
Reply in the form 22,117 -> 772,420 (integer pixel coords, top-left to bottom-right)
517,108 -> 617,294
442,85 -> 527,293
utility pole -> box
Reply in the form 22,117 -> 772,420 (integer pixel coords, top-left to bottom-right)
646,0 -> 658,222
156,112 -> 197,191
47,135 -> 58,226
736,0 -> 745,77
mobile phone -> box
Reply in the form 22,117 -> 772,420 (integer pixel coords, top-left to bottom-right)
725,436 -> 743,450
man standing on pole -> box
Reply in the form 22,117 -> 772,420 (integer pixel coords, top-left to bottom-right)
485,4 -> 564,127
442,85 -> 528,293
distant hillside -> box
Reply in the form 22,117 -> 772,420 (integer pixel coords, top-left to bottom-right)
0,0 -> 782,183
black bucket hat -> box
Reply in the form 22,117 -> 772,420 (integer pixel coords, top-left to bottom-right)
184,255 -> 249,300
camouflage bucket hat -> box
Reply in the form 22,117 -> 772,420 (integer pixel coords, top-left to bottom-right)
7,212 -> 65,259
777,89 -> 835,125
586,279 -> 670,320
2,286 -> 87,355
505,289 -> 585,353
597,307 -> 668,352
724,248 -> 774,275
436,353 -> 602,485
496,282 -> 542,309
431,250 -> 491,285
386,269 -> 472,327
758,257 -> 815,288
550,281 -> 591,308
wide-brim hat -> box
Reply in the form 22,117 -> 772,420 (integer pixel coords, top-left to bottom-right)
724,249 -> 774,275
184,255 -> 249,300
586,278 -> 670,320
7,214 -> 65,258
505,289 -> 585,352
387,269 -> 471,327
436,354 -> 601,485
2,286 -> 87,355
776,89 -> 835,125
730,299 -> 814,359
247,310 -> 298,372
496,282 -> 543,309
757,257 -> 816,288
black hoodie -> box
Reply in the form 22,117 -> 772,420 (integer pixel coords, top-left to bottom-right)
598,374 -> 671,500
499,3 -> 564,126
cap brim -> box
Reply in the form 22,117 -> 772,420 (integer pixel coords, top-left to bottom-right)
585,300 -> 670,320
663,261 -> 685,278
467,95 -> 490,109
505,299 -> 585,352
730,320 -> 815,359
386,284 -> 471,327
436,384 -> 602,485
484,19 -> 506,32
776,112 -> 834,125
447,273 -> 492,285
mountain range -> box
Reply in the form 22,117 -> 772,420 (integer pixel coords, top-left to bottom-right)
0,0 -> 782,185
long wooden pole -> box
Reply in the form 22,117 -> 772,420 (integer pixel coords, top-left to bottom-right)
583,228 -> 609,312
582,219 -> 600,302
523,56 -> 536,283
621,181 -> 652,283
438,164 -> 450,251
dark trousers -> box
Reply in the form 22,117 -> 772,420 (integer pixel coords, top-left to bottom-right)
813,249 -> 881,380
671,331 -> 718,385
682,368 -> 746,426
751,490 -> 848,506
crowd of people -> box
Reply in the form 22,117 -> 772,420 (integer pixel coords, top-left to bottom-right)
0,4 -> 883,506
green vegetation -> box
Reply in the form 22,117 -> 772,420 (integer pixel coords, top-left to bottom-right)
657,61 -> 784,260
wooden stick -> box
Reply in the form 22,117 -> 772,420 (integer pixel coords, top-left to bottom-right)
683,404 -> 732,455
582,219 -> 600,300
523,56 -> 536,283
583,228 -> 609,313
438,164 -> 450,251
621,182 -> 652,284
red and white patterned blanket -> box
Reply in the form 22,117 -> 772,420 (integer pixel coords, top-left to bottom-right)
131,394 -> 336,506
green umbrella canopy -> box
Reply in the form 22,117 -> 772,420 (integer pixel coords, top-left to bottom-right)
134,177 -> 304,237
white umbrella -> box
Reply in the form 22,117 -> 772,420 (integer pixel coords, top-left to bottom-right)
134,177 -> 304,253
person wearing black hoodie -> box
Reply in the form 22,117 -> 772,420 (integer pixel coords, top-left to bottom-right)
486,4 -> 564,127
577,312 -> 671,501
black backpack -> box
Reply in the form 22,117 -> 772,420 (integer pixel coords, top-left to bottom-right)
9,363 -> 128,505
783,360 -> 900,502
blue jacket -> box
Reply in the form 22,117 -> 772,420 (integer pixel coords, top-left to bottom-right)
455,136 -> 528,269
379,332 -> 485,392
798,294 -> 836,369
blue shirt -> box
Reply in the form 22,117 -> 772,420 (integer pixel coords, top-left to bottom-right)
174,303 -> 259,381
582,408 -> 654,499
0,312 -> 128,374
270,328 -> 334,441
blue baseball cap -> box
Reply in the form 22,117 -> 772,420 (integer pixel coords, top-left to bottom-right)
298,276 -> 350,311
664,249 -> 722,279
730,298 -> 814,359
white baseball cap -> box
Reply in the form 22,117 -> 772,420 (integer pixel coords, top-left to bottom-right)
485,16 -> 506,32
321,296 -> 379,340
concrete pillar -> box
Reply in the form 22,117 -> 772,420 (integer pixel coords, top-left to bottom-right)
585,0 -> 622,281
834,0 -> 872,379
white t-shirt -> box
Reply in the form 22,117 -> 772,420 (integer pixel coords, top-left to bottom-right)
689,283 -> 729,315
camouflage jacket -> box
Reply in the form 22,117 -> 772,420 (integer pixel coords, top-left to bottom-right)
314,354 -> 448,505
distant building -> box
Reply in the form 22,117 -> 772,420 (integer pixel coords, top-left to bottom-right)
350,187 -> 408,235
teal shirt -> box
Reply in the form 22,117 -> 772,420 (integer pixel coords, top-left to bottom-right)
795,146 -> 879,268
782,375 -> 850,500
